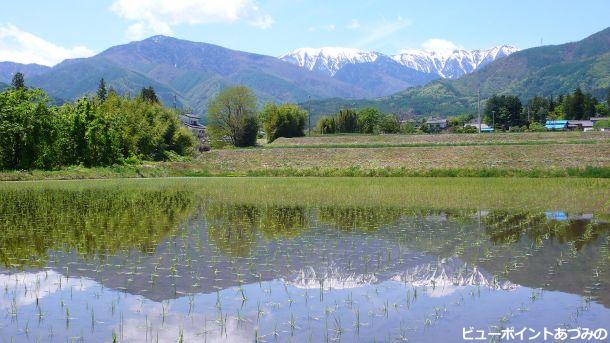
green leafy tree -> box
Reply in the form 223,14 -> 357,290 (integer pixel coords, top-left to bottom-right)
11,72 -> 25,90
260,103 -> 307,142
207,86 -> 259,147
607,88 -> 610,108
378,114 -> 401,133
357,108 -> 382,134
484,95 -> 524,130
335,108 -> 358,133
317,116 -> 336,134
97,78 -> 107,101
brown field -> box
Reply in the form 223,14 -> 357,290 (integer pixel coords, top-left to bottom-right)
197,142 -> 610,173
270,131 -> 610,147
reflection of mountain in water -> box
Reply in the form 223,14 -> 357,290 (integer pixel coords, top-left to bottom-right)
0,200 -> 608,308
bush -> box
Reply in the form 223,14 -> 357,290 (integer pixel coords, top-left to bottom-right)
260,103 -> 307,142
317,116 -> 336,134
527,122 -> 547,132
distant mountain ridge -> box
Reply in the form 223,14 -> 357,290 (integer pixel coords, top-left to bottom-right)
281,45 -> 518,79
0,62 -> 50,83
306,27 -> 610,119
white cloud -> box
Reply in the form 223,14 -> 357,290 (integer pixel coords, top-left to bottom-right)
111,0 -> 274,40
0,24 -> 94,66
421,38 -> 463,56
348,19 -> 361,30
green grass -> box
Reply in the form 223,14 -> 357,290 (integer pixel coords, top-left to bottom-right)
3,177 -> 608,213
265,139 -> 601,149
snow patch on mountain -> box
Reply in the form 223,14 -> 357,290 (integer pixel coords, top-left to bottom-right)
280,47 -> 381,76
392,45 -> 519,79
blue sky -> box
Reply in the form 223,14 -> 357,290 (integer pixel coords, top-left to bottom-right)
1,0 -> 609,66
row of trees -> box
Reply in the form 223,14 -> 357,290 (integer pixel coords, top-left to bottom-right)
0,75 -> 196,170
317,108 -> 402,134
485,88 -> 610,130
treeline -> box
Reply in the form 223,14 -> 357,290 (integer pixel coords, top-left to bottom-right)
317,108 -> 402,134
0,74 -> 196,170
485,88 -> 610,130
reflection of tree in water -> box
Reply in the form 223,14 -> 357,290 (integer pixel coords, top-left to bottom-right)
317,206 -> 403,232
0,189 -> 196,268
484,211 -> 610,250
205,204 -> 309,257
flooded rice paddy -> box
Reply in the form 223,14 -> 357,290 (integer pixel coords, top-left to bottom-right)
0,178 -> 608,342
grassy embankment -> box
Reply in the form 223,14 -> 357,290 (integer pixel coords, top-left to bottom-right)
0,132 -> 608,181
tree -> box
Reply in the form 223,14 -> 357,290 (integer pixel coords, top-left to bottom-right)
335,109 -> 358,133
207,86 -> 259,147
140,86 -> 159,103
378,114 -> 401,133
317,116 -> 336,134
260,103 -> 307,143
97,78 -> 107,101
607,88 -> 610,108
484,95 -> 524,130
357,108 -> 381,134
11,72 -> 25,90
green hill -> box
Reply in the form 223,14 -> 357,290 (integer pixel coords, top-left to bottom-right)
307,27 -> 610,119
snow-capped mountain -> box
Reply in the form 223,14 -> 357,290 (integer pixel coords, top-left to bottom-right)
392,45 -> 519,79
281,45 -> 518,80
280,47 -> 381,76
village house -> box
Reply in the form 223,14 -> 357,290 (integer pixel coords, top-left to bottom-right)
179,113 -> 210,151
567,120 -> 594,131
426,118 -> 448,130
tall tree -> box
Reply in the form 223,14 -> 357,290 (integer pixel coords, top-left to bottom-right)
97,78 -> 107,101
11,72 -> 25,90
607,88 -> 610,109
140,86 -> 159,103
207,86 -> 259,147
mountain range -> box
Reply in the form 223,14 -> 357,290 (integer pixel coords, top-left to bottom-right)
0,36 -> 515,118
279,46 -> 517,96
1,27 -> 608,121
307,27 -> 610,119
280,45 -> 518,79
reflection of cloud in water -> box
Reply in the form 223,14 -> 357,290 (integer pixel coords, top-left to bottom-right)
120,306 -> 255,343
0,270 -> 94,309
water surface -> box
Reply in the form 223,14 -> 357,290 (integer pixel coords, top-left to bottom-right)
0,180 -> 608,342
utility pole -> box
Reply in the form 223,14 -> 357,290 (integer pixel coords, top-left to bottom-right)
308,95 -> 312,136
173,94 -> 177,110
477,88 -> 481,133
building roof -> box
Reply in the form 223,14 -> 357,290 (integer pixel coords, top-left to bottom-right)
545,120 -> 568,130
426,119 -> 447,124
567,120 -> 593,127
